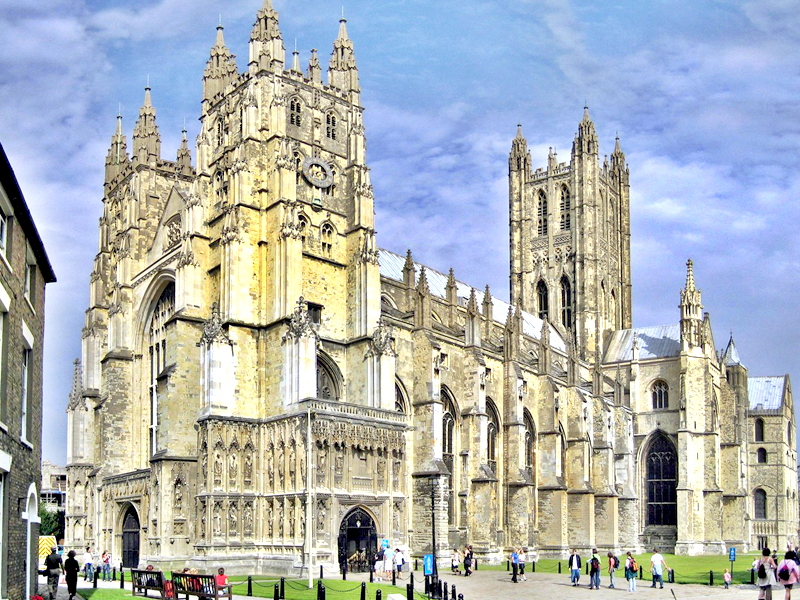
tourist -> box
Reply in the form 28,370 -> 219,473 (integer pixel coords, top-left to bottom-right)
215,568 -> 229,596
374,547 -> 384,582
65,550 -> 80,600
383,547 -> 394,580
451,548 -> 462,575
589,548 -> 601,590
755,547 -> 777,600
518,547 -> 527,582
394,548 -> 405,578
82,546 -> 94,581
510,547 -> 519,583
101,550 -> 111,581
777,551 -> 800,600
44,546 -> 64,600
650,549 -> 669,589
723,568 -> 731,589
568,549 -> 582,586
464,546 -> 473,577
625,552 -> 638,593
608,551 -> 618,589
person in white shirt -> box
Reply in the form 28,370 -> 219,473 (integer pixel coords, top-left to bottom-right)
81,547 -> 95,581
394,548 -> 405,578
650,549 -> 669,589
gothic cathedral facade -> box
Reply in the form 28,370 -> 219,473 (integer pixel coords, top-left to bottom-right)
65,1 -> 798,572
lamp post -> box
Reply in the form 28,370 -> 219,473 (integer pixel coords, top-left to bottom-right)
430,475 -> 440,599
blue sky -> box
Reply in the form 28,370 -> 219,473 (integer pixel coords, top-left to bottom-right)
1,0 -> 799,464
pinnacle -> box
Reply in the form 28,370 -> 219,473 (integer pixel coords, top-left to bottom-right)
685,258 -> 695,291
291,49 -> 301,72
215,24 -> 226,48
614,135 -> 621,153
403,248 -> 414,270
583,105 -> 590,121
115,113 -> 123,136
516,123 -> 524,139
143,85 -> 152,108
338,15 -> 349,40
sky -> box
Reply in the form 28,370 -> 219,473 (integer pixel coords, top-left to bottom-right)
1,0 -> 799,464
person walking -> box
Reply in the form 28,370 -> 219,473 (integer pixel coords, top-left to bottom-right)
518,548 -> 527,582
65,550 -> 81,600
608,552 -> 619,588
464,546 -> 473,577
451,548 -> 462,575
650,548 -> 669,589
569,549 -> 582,586
777,550 -> 800,600
82,546 -> 94,581
383,547 -> 394,582
394,548 -> 405,579
589,548 -> 602,590
44,546 -> 64,600
374,547 -> 384,582
511,548 -> 519,583
625,552 -> 638,593
755,547 -> 778,600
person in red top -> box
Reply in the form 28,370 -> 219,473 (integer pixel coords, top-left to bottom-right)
215,568 -> 229,596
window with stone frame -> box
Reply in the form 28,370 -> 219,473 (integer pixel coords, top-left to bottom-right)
646,434 -> 677,526
486,398 -> 500,475
755,418 -> 765,442
524,409 -> 536,483
289,97 -> 302,127
0,208 -> 8,259
20,347 -> 31,443
537,191 -> 548,236
537,279 -> 548,320
652,380 -> 669,410
757,448 -> 767,463
149,282 -> 175,456
560,185 -> 570,230
395,381 -> 407,414
321,223 -> 333,257
754,488 -> 767,519
325,112 -> 337,140
442,389 -> 457,525
560,276 -> 572,331
316,356 -> 339,400
297,214 -> 308,246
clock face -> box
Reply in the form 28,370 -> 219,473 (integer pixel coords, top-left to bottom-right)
301,158 -> 334,189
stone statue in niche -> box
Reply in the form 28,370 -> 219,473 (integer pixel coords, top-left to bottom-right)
229,453 -> 238,483
267,503 -> 274,537
213,451 -> 222,486
199,501 -> 206,539
393,458 -> 401,486
201,449 -> 207,484
228,502 -> 238,535
300,447 -> 306,486
317,500 -> 326,531
317,444 -> 327,485
377,454 -> 387,485
393,502 -> 401,532
278,502 -> 284,537
213,502 -> 222,536
335,444 -> 344,477
174,481 -> 183,513
278,445 -> 285,487
289,443 -> 296,488
267,446 -> 274,485
289,507 -> 295,537
243,453 -> 253,486
300,511 -> 305,539
243,502 -> 253,537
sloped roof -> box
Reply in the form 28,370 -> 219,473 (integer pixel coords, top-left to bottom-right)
603,324 -> 681,363
378,248 -> 566,351
748,376 -> 785,412
722,335 -> 743,367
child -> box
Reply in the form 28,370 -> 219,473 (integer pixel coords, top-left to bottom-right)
723,568 -> 731,589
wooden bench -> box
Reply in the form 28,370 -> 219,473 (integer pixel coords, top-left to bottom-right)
171,573 -> 231,600
131,570 -> 166,599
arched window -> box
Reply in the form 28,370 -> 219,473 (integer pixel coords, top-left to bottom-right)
537,280 -> 548,320
214,171 -> 227,206
757,448 -> 767,463
646,434 -> 677,526
149,282 -> 175,456
788,422 -> 792,445
297,215 -> 308,246
560,186 -> 570,230
560,277 -> 572,331
316,355 -> 340,400
486,398 -> 500,474
395,381 -> 407,414
755,418 -> 765,442
294,152 -> 302,184
754,488 -> 767,519
442,389 -> 457,525
652,380 -> 669,410
537,191 -> 548,236
289,98 -> 302,127
524,410 -> 535,482
321,223 -> 333,257
326,112 -> 337,140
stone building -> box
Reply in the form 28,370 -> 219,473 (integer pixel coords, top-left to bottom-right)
65,0 -> 797,572
0,141 -> 57,599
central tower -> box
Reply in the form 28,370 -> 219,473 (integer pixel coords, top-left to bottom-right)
509,109 -> 632,360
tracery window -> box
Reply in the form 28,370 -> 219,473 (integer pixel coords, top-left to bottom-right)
316,357 -> 339,400
297,215 -> 308,246
537,280 -> 548,320
646,434 -> 677,526
652,380 -> 669,410
757,448 -> 767,463
524,410 -> 535,482
755,418 -> 765,442
754,488 -> 767,520
289,98 -> 302,127
537,191 -> 548,236
560,276 -> 572,331
442,389 -> 457,525
321,224 -> 333,257
560,185 -> 570,231
149,282 -> 175,456
486,398 -> 500,474
326,112 -> 337,140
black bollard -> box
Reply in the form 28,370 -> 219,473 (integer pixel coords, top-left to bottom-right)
320,565 -> 324,580
370,568 -> 374,583
317,582 -> 325,600
507,560 -> 510,572
273,583 -> 279,600
360,582 -> 367,600
639,567 -> 643,580
410,572 -> 414,589
120,571 -> 125,589
280,577 -> 285,599
475,558 -> 478,571
710,571 -> 714,587
532,561 -> 536,573
407,583 -> 414,600
425,575 -> 430,594
247,576 -> 253,597
376,590 -> 382,600
392,568 -> 396,586
558,562 -> 562,574
586,563 -> 589,575
415,559 -> 419,572
343,561 -> 347,581
443,582 -> 448,598
113,567 -> 117,582
94,571 -> 99,589
751,568 -> 755,585
439,580 -> 444,598
451,584 -> 456,600
459,595 -> 464,600
669,569 -> 674,584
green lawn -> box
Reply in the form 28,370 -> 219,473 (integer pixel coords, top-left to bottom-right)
477,553 -> 761,585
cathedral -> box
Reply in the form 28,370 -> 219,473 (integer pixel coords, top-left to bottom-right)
65,1 -> 798,573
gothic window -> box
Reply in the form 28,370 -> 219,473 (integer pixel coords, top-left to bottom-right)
149,282 -> 175,456
325,112 -> 337,140
788,422 -> 792,445
321,223 -> 333,257
216,120 -> 224,147
560,277 -> 572,330
323,168 -> 336,198
646,434 -> 677,526
442,388 -> 457,525
610,290 -> 617,328
754,488 -> 767,520
537,280 -> 548,320
537,191 -> 548,236
652,380 -> 668,410
294,152 -> 302,184
214,171 -> 227,206
524,409 -> 535,482
560,185 -> 570,231
289,98 -> 302,127
297,215 -> 308,246
755,418 -> 765,442
316,356 -> 340,400
395,381 -> 407,414
486,398 -> 500,474
757,448 -> 767,463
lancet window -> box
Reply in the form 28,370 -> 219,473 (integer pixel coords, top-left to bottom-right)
487,398 -> 500,474
442,389 -> 457,525
326,112 -> 337,140
560,185 -> 570,230
646,434 -> 677,526
289,98 -> 302,127
149,282 -> 175,456
755,418 -> 764,442
537,191 -> 548,236
560,276 -> 572,331
754,488 -> 767,519
652,380 -> 668,410
321,224 -> 333,257
537,280 -> 548,320
524,410 -> 536,483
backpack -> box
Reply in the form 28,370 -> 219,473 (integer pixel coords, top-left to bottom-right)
758,562 -> 767,579
613,556 -> 620,569
591,557 -> 600,571
629,558 -> 638,573
779,565 -> 791,581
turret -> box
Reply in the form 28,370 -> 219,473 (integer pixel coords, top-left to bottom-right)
176,127 -> 192,172
203,25 -> 238,102
328,17 -> 360,96
249,0 -> 284,73
105,113 -> 130,184
679,259 -> 703,349
132,86 -> 161,165
307,48 -> 322,85
572,105 -> 598,156
509,123 -> 528,173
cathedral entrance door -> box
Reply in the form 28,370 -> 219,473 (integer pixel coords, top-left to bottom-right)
338,507 -> 377,573
121,506 -> 140,568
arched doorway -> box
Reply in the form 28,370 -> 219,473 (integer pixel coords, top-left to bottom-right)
121,506 -> 140,568
337,507 -> 377,573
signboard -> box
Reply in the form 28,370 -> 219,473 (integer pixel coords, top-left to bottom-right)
729,548 -> 736,562
424,554 -> 434,576
382,539 -> 390,550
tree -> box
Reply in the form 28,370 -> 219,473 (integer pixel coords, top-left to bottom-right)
38,505 -> 65,540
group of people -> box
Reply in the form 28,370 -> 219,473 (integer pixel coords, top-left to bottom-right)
567,548 -> 669,592
509,548 -> 528,583
450,546 -> 475,577
373,547 -> 406,581
79,547 -> 113,581
754,546 -> 800,600
43,547 -> 81,600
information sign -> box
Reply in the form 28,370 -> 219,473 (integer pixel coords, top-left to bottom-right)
424,554 -> 434,576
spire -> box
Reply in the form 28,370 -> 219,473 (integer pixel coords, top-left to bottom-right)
203,25 -> 238,102
416,266 -> 430,296
105,113 -> 130,182
307,48 -> 321,84
509,122 -> 528,172
722,333 -> 744,367
573,104 -> 598,156
66,358 -> 85,411
328,16 -> 360,93
679,259 -> 704,349
132,85 -> 161,164
249,0 -> 284,72
176,127 -> 192,171
685,258 -> 696,291
467,287 -> 478,316
611,132 -> 626,174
